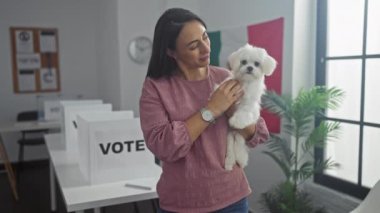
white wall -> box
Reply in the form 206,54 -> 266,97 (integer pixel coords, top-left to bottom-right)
96,0 -> 122,110
164,0 -> 200,14
0,0 -> 101,161
117,0 -> 166,114
292,0 -> 317,94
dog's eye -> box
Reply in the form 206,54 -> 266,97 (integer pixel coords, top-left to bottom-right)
254,61 -> 260,67
241,60 -> 247,65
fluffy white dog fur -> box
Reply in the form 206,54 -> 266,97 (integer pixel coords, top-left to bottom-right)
224,43 -> 277,171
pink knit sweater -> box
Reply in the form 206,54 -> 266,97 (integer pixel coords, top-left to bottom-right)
139,66 -> 269,213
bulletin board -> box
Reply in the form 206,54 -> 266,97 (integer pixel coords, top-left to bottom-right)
10,27 -> 61,93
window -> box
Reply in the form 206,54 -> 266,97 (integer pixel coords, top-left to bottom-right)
315,0 -> 380,199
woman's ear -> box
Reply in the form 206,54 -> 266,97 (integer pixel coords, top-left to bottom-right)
166,49 -> 176,59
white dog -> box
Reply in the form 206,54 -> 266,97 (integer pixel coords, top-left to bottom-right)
224,43 -> 276,171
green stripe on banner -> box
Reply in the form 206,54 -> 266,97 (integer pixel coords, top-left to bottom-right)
208,31 -> 221,66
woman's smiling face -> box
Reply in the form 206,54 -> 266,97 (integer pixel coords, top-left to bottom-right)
170,20 -> 211,71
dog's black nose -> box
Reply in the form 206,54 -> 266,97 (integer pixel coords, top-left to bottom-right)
247,66 -> 253,73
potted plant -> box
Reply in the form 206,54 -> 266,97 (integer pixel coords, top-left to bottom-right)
259,86 -> 344,213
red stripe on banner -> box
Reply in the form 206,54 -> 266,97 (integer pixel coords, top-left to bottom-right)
247,17 -> 284,133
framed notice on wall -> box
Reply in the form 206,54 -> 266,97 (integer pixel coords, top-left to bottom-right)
10,27 -> 61,93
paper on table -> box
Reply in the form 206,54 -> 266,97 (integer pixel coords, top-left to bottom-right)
124,183 -> 152,190
123,177 -> 156,191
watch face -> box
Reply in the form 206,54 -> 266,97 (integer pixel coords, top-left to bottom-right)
201,108 -> 214,122
128,36 -> 152,64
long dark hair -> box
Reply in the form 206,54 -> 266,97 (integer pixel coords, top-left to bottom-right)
146,8 -> 206,79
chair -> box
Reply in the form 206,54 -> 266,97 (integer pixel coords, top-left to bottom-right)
16,111 -> 47,178
350,179 -> 380,213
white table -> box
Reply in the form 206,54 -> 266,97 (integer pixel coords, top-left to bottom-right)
0,120 -> 61,133
0,120 -> 61,200
45,133 -> 161,213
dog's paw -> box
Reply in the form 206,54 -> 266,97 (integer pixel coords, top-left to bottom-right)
236,152 -> 248,168
234,134 -> 249,168
225,163 -> 234,171
236,153 -> 248,168
224,157 -> 235,171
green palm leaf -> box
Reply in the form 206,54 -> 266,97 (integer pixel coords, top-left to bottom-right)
304,121 -> 340,151
314,157 -> 338,173
297,161 -> 314,182
260,86 -> 344,212
262,90 -> 292,121
266,134 -> 294,166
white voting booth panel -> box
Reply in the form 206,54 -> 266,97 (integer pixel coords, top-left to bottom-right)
45,99 -> 103,121
77,115 -> 157,185
77,111 -> 134,183
61,103 -> 111,159
44,100 -> 61,121
59,99 -> 104,140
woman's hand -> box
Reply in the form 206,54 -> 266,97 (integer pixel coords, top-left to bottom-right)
225,103 -> 237,118
206,79 -> 243,118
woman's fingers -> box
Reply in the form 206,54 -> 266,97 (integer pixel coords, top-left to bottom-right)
234,89 -> 244,100
207,80 -> 244,117
219,79 -> 235,90
219,80 -> 241,96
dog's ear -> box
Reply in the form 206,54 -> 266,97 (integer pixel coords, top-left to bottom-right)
227,50 -> 239,71
226,61 -> 232,70
261,49 -> 277,76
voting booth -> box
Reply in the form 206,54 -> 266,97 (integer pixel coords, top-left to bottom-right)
43,100 -> 61,121
77,113 -> 157,185
60,100 -> 110,158
59,99 -> 103,138
43,99 -> 103,122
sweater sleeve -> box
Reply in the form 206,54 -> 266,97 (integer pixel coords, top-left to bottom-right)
139,78 -> 192,163
246,117 -> 270,148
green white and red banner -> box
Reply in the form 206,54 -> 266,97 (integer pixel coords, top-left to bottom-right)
208,17 -> 284,133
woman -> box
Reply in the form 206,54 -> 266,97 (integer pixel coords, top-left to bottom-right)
139,8 -> 269,213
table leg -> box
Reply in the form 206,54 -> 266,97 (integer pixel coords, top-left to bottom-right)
50,160 -> 56,212
151,198 -> 158,212
0,134 -> 18,200
94,208 -> 101,213
133,202 -> 140,213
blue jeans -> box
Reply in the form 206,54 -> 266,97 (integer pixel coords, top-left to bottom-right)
157,197 -> 248,213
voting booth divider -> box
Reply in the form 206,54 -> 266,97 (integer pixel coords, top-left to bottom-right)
43,100 -> 61,121
76,110 -> 135,182
77,113 -> 157,185
59,100 -> 109,159
43,99 -> 103,122
50,99 -> 159,186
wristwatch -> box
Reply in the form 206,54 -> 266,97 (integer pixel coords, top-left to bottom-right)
200,107 -> 216,123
